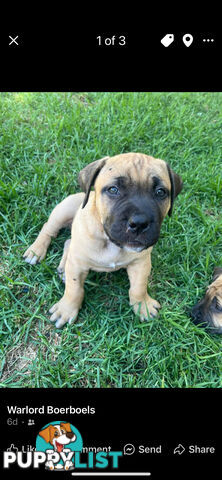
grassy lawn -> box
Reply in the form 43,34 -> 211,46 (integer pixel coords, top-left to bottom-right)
0,91 -> 222,388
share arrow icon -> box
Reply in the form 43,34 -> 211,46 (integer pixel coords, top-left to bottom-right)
173,444 -> 186,455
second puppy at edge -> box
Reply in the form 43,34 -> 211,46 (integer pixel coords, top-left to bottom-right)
23,152 -> 183,328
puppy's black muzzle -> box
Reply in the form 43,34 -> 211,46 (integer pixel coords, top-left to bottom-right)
104,196 -> 162,250
126,213 -> 151,235
191,302 -> 207,326
191,297 -> 222,334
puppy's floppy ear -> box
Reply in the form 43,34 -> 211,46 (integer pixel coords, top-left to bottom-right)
78,156 -> 109,208
166,164 -> 183,216
39,425 -> 56,444
60,422 -> 72,432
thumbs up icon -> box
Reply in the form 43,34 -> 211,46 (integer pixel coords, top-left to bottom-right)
7,444 -> 19,452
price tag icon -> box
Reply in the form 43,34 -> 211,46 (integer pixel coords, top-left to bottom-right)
160,34 -> 174,47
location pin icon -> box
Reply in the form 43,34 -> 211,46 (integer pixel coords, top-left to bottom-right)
183,34 -> 193,47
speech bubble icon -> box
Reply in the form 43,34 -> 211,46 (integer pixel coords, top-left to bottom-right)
123,444 -> 135,455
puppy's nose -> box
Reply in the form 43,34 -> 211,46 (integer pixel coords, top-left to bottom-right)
66,432 -> 75,439
190,305 -> 204,324
127,213 -> 149,234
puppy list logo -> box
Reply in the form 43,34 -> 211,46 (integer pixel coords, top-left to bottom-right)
4,421 -> 122,471
36,421 -> 82,471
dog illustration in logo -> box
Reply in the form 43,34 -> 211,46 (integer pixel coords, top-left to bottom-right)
39,422 -> 76,470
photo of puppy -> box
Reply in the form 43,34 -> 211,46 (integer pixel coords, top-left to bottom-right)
23,153 -> 183,328
1,91 -> 221,388
191,267 -> 222,334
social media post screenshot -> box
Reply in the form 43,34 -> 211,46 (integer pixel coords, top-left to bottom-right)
0,20 -> 221,478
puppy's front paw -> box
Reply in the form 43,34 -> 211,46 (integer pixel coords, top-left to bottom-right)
64,461 -> 74,471
132,294 -> 161,321
49,296 -> 79,328
23,242 -> 47,265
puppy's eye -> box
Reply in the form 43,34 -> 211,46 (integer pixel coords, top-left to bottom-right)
54,432 -> 59,437
107,186 -> 119,195
155,187 -> 167,199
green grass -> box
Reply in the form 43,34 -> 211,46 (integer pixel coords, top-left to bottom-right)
0,91 -> 222,388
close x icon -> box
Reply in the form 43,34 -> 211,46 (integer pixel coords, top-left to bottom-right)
9,35 -> 19,46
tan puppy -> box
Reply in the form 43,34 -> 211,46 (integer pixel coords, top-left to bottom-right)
191,267 -> 222,333
23,153 -> 183,328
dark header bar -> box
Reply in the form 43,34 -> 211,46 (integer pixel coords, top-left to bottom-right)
0,27 -> 220,90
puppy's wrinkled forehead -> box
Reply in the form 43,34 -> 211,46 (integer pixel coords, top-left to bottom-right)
96,153 -> 170,189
